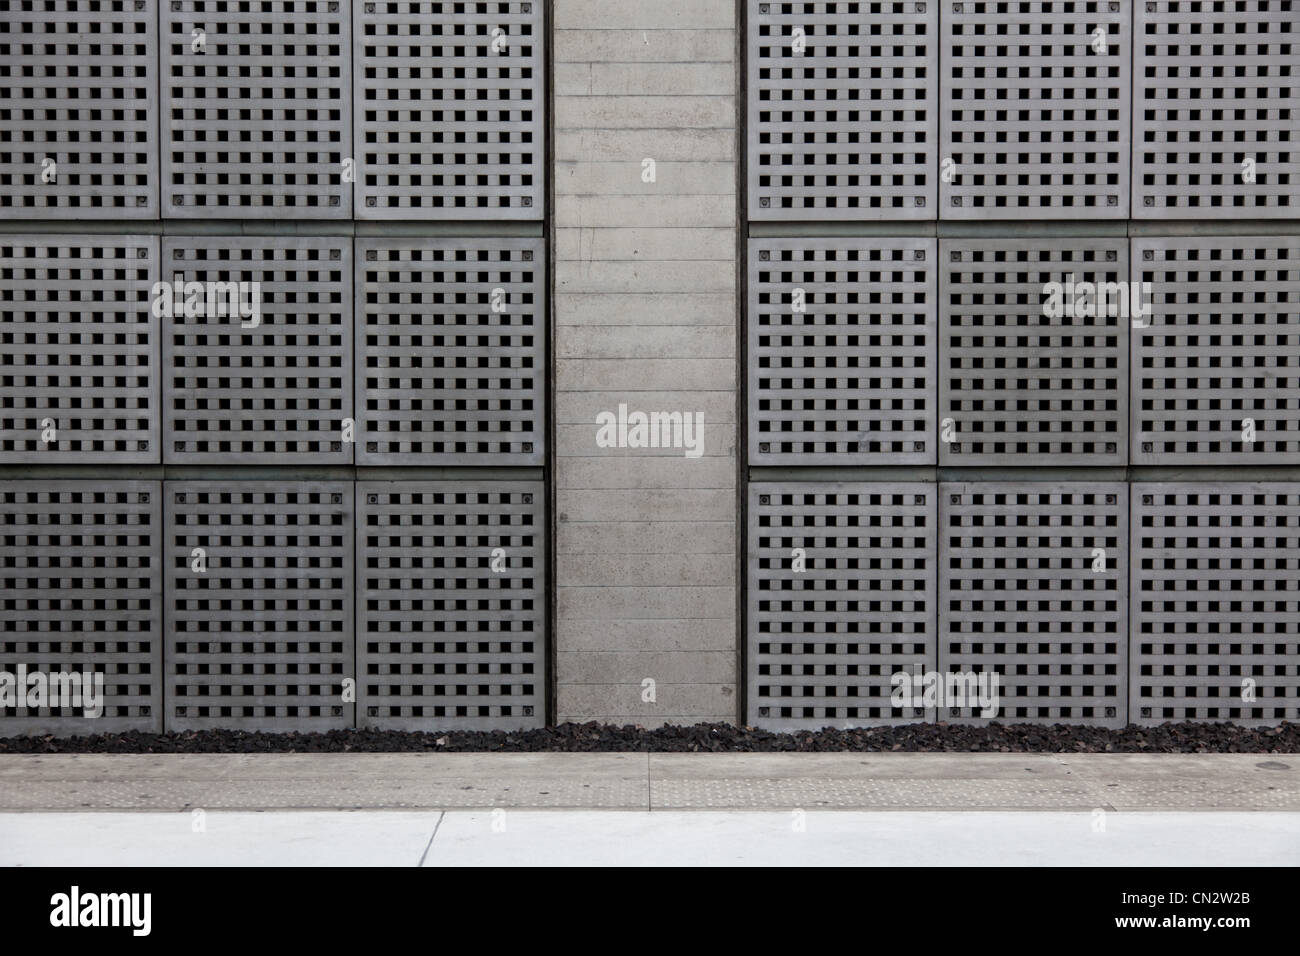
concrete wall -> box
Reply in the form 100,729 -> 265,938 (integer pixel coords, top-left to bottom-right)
553,0 -> 739,725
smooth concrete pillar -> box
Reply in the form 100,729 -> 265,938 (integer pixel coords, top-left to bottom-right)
553,0 -> 739,725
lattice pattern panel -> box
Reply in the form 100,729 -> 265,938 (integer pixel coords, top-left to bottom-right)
939,238 -> 1128,465
356,481 -> 544,730
749,238 -> 936,464
354,0 -> 543,219
0,235 -> 158,463
165,482 -> 354,731
1131,484 -> 1300,725
355,238 -> 543,465
748,483 -> 937,729
0,0 -> 158,217
1131,237 -> 1300,464
162,0 -> 351,217
1133,0 -> 1299,218
939,483 -> 1128,727
747,0 -> 937,220
162,237 -> 353,464
941,0 -> 1130,218
0,481 -> 161,735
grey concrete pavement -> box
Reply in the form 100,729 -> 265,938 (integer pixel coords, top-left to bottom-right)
1,810 -> 1296,866
0,753 -> 651,811
0,753 -> 1297,811
648,753 -> 1300,811
424,810 -> 1298,867
0,811 -> 439,867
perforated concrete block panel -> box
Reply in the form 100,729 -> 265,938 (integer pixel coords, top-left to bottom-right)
162,0 -> 351,217
355,237 -> 543,465
749,237 -> 936,464
1131,483 -> 1300,726
748,0 -> 938,219
356,481 -> 544,730
939,482 -> 1128,727
1133,0 -> 1300,218
165,482 -> 354,732
0,481 -> 162,736
749,482 -> 937,729
1131,236 -> 1300,464
941,0 -> 1130,218
0,0 -> 158,217
354,0 -> 543,219
939,238 -> 1128,465
0,235 -> 159,463
161,236 -> 353,464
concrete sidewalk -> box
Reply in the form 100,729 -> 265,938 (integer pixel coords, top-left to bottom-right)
1,810 -> 1296,866
0,753 -> 1297,811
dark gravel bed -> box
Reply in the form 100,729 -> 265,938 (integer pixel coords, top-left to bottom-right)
1,720 -> 1297,753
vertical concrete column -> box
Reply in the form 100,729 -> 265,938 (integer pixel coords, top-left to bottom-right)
553,0 -> 738,725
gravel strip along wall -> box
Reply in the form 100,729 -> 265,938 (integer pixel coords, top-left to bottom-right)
2,721 -> 1297,754
0,0 -> 548,736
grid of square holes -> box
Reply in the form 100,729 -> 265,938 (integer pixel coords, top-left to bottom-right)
0,0 -> 158,217
165,482 -> 354,731
162,237 -> 353,464
940,483 -> 1128,727
1131,484 -> 1300,725
0,481 -> 161,735
749,238 -> 936,464
1134,1 -> 1299,218
941,0 -> 1130,218
355,238 -> 543,465
355,0 -> 542,219
749,483 -> 936,728
162,0 -> 351,217
357,481 -> 543,729
939,238 -> 1128,465
1132,237 -> 1300,464
0,236 -> 158,463
748,1 -> 936,220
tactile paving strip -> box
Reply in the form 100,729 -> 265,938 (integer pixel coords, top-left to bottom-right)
940,483 -> 1128,727
939,238 -> 1128,465
749,238 -> 936,464
1131,483 -> 1300,725
0,481 -> 161,735
354,0 -> 543,219
0,235 -> 158,463
941,0 -> 1130,218
355,238 -> 543,465
356,481 -> 544,730
748,483 -> 937,728
165,482 -> 354,731
1133,0 -> 1299,218
162,0 -> 351,217
747,0 -> 937,220
0,0 -> 158,217
162,237 -> 353,464
1131,236 -> 1300,464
